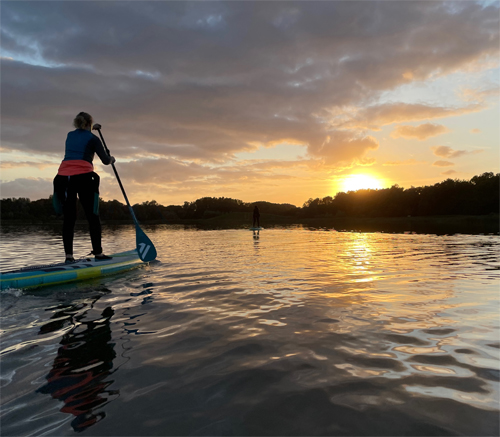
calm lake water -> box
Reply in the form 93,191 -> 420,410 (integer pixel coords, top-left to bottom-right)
1,225 -> 499,436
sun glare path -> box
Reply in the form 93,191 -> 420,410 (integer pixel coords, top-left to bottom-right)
342,174 -> 383,193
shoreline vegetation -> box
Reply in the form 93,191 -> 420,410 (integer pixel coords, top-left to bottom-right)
1,172 -> 498,235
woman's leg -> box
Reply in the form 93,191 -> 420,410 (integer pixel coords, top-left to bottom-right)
76,173 -> 103,255
61,177 -> 78,256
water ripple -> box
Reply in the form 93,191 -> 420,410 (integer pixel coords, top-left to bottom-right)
0,226 -> 498,435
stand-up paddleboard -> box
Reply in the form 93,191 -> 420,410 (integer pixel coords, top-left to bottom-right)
0,249 -> 147,290
250,227 -> 264,231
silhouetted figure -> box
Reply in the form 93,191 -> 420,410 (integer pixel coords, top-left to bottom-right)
253,206 -> 260,228
53,112 -> 115,263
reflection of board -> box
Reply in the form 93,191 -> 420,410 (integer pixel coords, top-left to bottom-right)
250,227 -> 264,231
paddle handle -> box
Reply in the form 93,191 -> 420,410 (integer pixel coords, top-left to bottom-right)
94,127 -> 140,227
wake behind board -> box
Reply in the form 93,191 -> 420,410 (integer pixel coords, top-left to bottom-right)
0,249 -> 147,290
250,227 -> 264,231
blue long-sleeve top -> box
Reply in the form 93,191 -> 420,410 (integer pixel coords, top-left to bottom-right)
63,129 -> 112,164
58,129 -> 113,175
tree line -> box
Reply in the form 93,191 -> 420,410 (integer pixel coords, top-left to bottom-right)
1,172 -> 498,222
301,172 -> 498,218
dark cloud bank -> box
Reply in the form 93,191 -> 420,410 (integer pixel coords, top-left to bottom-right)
1,1 -> 498,196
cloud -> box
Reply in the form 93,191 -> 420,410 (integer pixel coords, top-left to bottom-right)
431,146 -> 466,158
107,158 -> 213,186
431,145 -> 483,158
102,156 -> 308,190
383,158 -> 426,166
441,170 -> 458,176
0,178 -> 53,200
307,131 -> 379,165
335,102 -> 484,131
470,128 -> 481,134
391,123 -> 450,140
0,1 -> 498,200
233,159 -> 310,172
96,157 -> 314,204
433,160 -> 455,167
459,86 -> 500,103
0,160 -> 58,170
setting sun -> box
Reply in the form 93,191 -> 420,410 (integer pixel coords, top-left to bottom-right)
342,174 -> 383,193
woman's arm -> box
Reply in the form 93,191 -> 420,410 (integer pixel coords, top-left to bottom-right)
91,135 -> 115,165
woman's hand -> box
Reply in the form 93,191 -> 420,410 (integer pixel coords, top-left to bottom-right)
109,156 -> 116,165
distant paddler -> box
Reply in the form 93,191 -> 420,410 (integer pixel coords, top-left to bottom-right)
53,112 -> 116,263
253,205 -> 260,228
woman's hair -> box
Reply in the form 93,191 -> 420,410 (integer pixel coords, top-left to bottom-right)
73,112 -> 93,130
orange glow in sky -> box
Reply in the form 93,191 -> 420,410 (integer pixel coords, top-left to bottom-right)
0,2 -> 498,206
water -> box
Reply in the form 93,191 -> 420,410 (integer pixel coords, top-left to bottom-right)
1,225 -> 499,436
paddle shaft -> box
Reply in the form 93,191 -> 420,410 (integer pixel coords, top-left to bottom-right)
95,128 -> 140,226
92,125 -> 157,262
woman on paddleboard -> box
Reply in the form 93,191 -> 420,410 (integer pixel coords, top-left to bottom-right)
53,112 -> 115,263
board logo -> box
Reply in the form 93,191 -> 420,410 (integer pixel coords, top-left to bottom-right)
138,243 -> 151,259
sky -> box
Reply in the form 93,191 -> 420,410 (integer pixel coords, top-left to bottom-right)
1,1 -> 499,207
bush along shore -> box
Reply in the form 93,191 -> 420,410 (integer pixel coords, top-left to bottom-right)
1,172 -> 498,235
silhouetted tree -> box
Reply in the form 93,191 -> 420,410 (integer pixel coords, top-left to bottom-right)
300,173 -> 499,218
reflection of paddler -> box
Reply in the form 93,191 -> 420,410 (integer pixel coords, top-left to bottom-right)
37,304 -> 117,432
252,206 -> 260,228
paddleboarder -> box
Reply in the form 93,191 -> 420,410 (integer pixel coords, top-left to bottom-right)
252,205 -> 260,228
53,112 -> 116,263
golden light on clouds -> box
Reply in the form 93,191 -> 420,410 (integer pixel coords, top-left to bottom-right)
391,123 -> 450,141
341,174 -> 384,193
402,71 -> 414,80
433,160 -> 455,167
0,1 -> 498,205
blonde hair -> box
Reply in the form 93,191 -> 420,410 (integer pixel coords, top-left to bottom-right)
73,112 -> 93,130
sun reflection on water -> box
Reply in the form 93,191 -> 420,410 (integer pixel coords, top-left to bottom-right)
1,226 -> 499,435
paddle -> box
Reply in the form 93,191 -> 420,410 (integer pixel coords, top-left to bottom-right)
93,125 -> 157,262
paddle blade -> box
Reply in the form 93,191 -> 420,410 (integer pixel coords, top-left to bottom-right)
135,226 -> 157,262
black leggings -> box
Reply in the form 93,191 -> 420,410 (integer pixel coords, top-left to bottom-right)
53,172 -> 102,255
